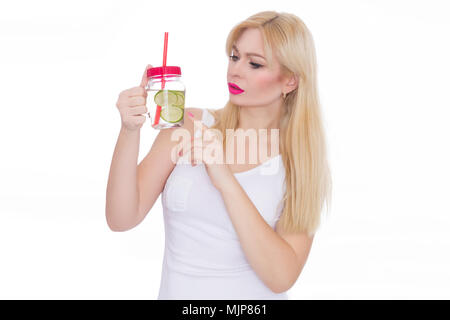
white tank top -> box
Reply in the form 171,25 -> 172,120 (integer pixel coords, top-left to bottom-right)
157,109 -> 288,300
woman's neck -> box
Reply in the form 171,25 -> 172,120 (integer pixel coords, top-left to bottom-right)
236,102 -> 283,131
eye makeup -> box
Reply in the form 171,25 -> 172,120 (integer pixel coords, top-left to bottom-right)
229,54 -> 263,69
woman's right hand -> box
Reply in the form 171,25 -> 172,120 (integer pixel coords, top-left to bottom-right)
116,64 -> 153,131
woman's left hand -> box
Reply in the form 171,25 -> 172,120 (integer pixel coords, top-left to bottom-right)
178,111 -> 233,191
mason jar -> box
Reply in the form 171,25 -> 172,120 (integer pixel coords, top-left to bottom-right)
146,66 -> 185,129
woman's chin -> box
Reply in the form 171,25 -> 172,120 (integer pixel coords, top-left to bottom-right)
229,94 -> 244,104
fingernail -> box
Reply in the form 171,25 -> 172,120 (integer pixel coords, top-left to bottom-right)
178,150 -> 183,156
187,111 -> 194,118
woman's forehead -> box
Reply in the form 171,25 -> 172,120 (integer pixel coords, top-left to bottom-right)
234,28 -> 264,54
235,28 -> 278,69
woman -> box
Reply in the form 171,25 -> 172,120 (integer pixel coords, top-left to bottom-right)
106,11 -> 332,300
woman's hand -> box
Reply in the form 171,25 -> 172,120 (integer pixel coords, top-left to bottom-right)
115,64 -> 153,132
178,111 -> 233,191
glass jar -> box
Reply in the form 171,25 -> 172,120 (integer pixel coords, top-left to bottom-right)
146,66 -> 185,129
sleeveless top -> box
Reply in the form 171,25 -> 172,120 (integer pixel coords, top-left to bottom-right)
157,108 -> 288,300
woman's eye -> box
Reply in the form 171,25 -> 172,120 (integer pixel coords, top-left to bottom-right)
229,55 -> 263,69
250,62 -> 262,69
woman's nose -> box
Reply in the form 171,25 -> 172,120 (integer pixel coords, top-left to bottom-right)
228,58 -> 244,77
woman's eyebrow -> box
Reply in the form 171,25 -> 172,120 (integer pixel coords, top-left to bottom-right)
232,45 -> 266,60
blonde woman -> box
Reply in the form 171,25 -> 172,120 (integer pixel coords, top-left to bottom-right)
106,11 -> 332,300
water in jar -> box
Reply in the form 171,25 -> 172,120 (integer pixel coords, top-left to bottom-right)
147,89 -> 185,129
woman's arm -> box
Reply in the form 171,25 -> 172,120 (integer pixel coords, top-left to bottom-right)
218,174 -> 314,293
105,127 -> 141,231
182,111 -> 314,292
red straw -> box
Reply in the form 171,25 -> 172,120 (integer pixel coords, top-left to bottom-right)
153,32 -> 169,126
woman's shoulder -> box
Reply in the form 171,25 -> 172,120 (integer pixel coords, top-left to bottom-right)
166,107 -> 201,139
210,108 -> 224,117
183,107 -> 219,116
179,107 -> 215,135
185,107 -> 203,120
188,107 -> 223,127
204,108 -> 223,121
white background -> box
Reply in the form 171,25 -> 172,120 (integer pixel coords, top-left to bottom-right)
0,0 -> 449,299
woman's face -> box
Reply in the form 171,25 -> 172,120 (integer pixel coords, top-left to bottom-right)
227,28 -> 287,107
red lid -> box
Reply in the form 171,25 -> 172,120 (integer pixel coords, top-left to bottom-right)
147,66 -> 181,78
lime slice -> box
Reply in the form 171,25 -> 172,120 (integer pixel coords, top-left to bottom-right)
173,91 -> 185,108
154,90 -> 179,107
160,105 -> 184,123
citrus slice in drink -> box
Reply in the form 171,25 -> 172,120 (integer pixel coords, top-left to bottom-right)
154,90 -> 179,107
160,105 -> 184,123
173,91 -> 185,108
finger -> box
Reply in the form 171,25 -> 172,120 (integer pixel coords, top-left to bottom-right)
189,146 -> 205,166
140,64 -> 153,88
178,137 -> 203,157
127,96 -> 146,107
177,136 -> 195,158
136,114 -> 146,123
186,111 -> 209,134
123,86 -> 147,98
189,137 -> 206,165
128,105 -> 148,116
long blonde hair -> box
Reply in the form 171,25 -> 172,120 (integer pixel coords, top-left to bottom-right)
207,11 -> 332,236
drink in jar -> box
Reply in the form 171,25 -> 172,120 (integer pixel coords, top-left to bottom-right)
146,66 -> 185,129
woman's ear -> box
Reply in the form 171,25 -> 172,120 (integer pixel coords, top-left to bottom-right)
284,74 -> 299,93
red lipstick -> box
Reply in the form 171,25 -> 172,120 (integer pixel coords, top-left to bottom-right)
228,82 -> 244,94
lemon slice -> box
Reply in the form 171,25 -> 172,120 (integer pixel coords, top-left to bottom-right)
154,90 -> 179,107
160,105 -> 184,123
